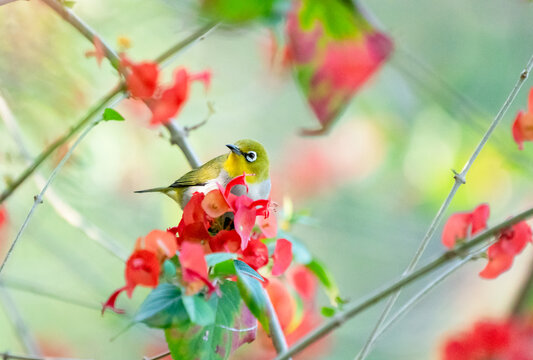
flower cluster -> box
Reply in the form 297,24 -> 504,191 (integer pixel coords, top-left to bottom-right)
442,204 -> 532,279
441,317 -> 533,360
102,175 -> 293,314
512,87 -> 533,150
120,56 -> 210,126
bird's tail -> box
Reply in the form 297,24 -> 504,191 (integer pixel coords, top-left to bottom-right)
134,187 -> 169,194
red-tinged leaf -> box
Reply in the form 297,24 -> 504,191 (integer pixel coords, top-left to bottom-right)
179,242 -> 209,290
121,56 -> 159,99
240,239 -> 269,270
125,250 -> 160,297
165,281 -> 257,360
272,238 -> 292,276
85,36 -> 105,67
286,0 -> 393,134
101,286 -> 127,315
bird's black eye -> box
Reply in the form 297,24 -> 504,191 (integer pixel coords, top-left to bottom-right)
245,151 -> 257,162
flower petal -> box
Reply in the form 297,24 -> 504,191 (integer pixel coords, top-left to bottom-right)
125,250 -> 160,296
272,239 -> 292,276
179,242 -> 209,283
442,213 -> 471,249
471,203 -> 490,235
240,239 -> 269,270
101,286 -> 127,315
479,243 -> 515,279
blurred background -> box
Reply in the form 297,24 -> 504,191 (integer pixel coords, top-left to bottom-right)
0,0 -> 533,359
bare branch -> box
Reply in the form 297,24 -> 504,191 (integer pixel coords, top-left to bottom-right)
275,204 -> 533,360
0,352 -> 93,360
354,53 -> 533,360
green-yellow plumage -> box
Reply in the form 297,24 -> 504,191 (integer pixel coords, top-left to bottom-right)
135,139 -> 270,208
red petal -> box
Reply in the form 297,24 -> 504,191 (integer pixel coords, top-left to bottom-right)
202,189 -> 231,218
528,87 -> 533,114
500,221 -> 532,255
189,70 -> 211,91
479,243 -> 515,279
272,239 -> 292,276
471,203 -> 490,235
513,111 -> 525,151
289,266 -> 317,300
0,206 -> 8,228
149,68 -> 189,125
240,239 -> 269,270
257,212 -> 277,239
225,174 -> 249,199
209,230 -> 241,253
101,286 -> 127,315
442,213 -> 471,249
179,242 -> 209,283
125,250 -> 160,296
122,57 -> 159,99
182,192 -> 207,225
234,197 -> 257,250
142,229 -> 178,258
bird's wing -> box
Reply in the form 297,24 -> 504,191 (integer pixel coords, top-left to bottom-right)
168,154 -> 227,188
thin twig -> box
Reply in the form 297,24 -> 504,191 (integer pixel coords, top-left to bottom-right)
0,118 -> 102,275
142,351 -> 170,360
0,88 -> 122,204
354,53 -> 533,360
1,277 -> 101,311
264,288 -> 290,357
0,284 -> 41,355
0,352 -> 93,360
275,205 -> 533,360
0,0 -> 24,6
510,256 -> 533,315
0,92 -> 128,261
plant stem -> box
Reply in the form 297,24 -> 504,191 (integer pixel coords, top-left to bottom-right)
0,285 -> 40,355
275,205 -> 533,360
0,88 -> 122,204
0,118 -> 101,275
0,92 -> 129,261
354,53 -> 533,360
510,257 -> 533,315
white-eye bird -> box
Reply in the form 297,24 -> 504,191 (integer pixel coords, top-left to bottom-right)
135,139 -> 270,208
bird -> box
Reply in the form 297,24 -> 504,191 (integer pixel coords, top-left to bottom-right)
135,139 -> 270,209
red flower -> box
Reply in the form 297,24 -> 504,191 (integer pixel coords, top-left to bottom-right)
209,230 -> 241,253
179,241 -> 212,295
240,239 -> 269,270
121,56 -> 160,99
102,249 -> 160,314
148,68 -> 211,125
85,36 -> 105,67
479,221 -> 532,279
442,204 -> 490,249
271,239 -> 292,276
0,206 -> 7,229
512,87 -> 533,150
177,192 -> 211,244
136,229 -> 178,260
441,318 -> 533,360
289,266 -> 317,300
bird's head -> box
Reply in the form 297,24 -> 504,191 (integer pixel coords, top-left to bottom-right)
224,139 -> 270,184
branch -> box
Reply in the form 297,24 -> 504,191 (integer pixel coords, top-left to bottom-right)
0,285 -> 40,355
0,117 -> 102,275
0,92 -> 129,261
0,353 -> 93,360
275,205 -> 533,360
264,288 -> 290,357
0,87 -> 122,204
354,52 -> 533,360
0,0 -> 24,6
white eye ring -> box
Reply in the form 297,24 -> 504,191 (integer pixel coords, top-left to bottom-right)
245,151 -> 257,162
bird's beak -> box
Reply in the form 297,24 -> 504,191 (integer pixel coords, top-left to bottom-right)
226,144 -> 242,156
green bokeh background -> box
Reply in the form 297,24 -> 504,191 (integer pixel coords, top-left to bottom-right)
1,0 -> 533,359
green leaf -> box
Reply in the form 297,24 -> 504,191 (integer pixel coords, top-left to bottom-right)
62,0 -> 76,8
182,295 -> 215,326
165,281 -> 257,360
234,259 -> 264,281
306,259 -> 340,306
163,260 -> 177,280
201,0 -> 278,23
321,306 -> 336,317
234,260 -> 269,333
205,252 -> 237,267
134,283 -> 188,328
212,259 -> 236,277
102,108 -> 125,121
